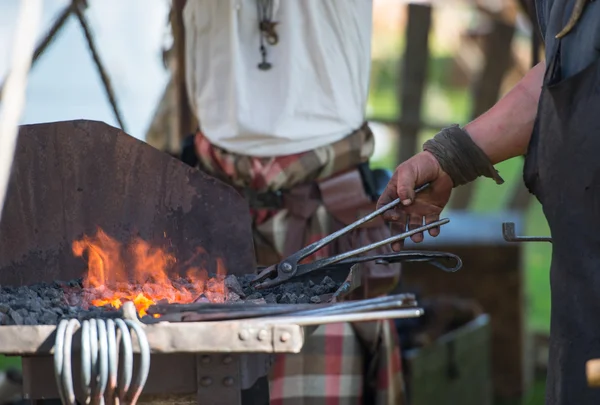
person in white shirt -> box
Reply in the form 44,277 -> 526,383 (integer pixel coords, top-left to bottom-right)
181,1 -> 406,404
184,0 -> 372,157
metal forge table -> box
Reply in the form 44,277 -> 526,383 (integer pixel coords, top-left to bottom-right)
0,297 -> 423,404
0,121 -> 426,404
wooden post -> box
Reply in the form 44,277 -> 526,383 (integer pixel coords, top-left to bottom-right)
397,4 -> 432,165
170,0 -> 196,153
450,14 -> 515,210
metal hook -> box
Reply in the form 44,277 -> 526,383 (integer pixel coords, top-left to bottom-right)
502,222 -> 552,243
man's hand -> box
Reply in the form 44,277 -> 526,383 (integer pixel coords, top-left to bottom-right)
377,151 -> 453,250
377,62 -> 546,251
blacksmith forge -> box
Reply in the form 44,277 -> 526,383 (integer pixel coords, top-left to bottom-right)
0,121 -> 424,404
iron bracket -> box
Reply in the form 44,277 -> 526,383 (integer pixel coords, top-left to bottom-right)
196,354 -> 242,405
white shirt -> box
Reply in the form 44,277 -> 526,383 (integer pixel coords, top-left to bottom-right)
183,0 -> 373,157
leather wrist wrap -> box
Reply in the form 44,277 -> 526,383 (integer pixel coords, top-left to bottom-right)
422,125 -> 504,187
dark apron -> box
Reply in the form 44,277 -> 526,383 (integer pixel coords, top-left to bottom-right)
524,38 -> 600,403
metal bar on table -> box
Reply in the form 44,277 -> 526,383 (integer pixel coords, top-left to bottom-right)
148,303 -> 320,316
264,308 -> 424,326
285,295 -> 417,318
147,294 -> 419,323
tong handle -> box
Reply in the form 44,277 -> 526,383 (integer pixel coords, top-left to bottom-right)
372,251 -> 462,272
293,218 -> 450,277
280,183 -> 431,272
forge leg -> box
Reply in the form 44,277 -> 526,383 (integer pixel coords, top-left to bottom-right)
196,354 -> 241,404
196,354 -> 271,405
241,376 -> 269,405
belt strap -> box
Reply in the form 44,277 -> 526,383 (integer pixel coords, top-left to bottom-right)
243,188 -> 284,209
282,184 -> 321,257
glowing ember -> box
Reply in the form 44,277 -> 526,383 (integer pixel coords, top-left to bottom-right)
72,228 -> 226,316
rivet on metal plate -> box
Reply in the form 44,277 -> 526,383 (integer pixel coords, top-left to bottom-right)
257,330 -> 268,341
238,330 -> 249,341
223,377 -> 235,387
280,332 -> 291,343
200,355 -> 211,364
222,355 -> 233,365
200,377 -> 213,387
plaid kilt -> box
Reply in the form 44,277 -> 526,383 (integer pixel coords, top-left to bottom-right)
194,124 -> 407,405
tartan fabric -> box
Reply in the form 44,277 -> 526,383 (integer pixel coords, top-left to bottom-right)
194,123 -> 375,265
194,124 -> 407,405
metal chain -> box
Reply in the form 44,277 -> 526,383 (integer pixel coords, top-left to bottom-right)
256,0 -> 278,70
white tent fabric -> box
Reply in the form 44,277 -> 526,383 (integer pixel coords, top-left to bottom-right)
0,0 -> 170,141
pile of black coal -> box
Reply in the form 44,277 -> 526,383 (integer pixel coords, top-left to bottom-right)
0,280 -> 112,326
225,274 -> 341,304
0,273 -> 343,326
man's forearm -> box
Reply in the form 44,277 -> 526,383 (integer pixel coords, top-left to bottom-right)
464,61 -> 546,165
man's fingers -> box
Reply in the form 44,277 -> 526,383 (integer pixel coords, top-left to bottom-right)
408,215 -> 424,243
378,188 -> 404,222
376,190 -> 393,211
391,241 -> 403,252
395,169 -> 417,206
425,213 -> 440,237
390,222 -> 406,252
382,206 -> 403,222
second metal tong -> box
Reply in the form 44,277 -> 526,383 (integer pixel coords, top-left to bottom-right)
251,184 -> 462,289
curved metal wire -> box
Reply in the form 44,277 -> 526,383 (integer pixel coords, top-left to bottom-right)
124,320 -> 150,405
96,319 -> 109,404
61,319 -> 81,405
80,320 -> 92,404
106,319 -> 118,404
89,318 -> 99,403
53,319 -> 69,405
54,317 -> 148,405
114,318 -> 133,402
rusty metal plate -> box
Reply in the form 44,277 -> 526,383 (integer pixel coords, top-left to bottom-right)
0,120 -> 255,286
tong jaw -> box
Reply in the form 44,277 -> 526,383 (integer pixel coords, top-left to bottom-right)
252,261 -> 298,289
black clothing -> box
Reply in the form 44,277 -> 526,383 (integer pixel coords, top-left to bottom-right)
535,0 -> 600,78
524,12 -> 600,405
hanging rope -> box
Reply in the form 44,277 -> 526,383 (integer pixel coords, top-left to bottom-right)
73,1 -> 128,132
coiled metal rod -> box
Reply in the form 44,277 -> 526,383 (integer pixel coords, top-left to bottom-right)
53,319 -> 69,405
124,320 -> 150,405
114,319 -> 133,403
54,317 -> 150,405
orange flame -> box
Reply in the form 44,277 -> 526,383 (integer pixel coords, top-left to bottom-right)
72,228 -> 227,317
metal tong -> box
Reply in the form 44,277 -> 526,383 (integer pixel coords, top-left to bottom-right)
251,184 -> 462,289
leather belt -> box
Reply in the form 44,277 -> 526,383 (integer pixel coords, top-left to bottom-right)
243,162 -> 381,210
242,188 -> 285,210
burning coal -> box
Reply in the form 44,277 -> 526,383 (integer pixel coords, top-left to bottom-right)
71,228 -> 227,316
0,229 -> 344,326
